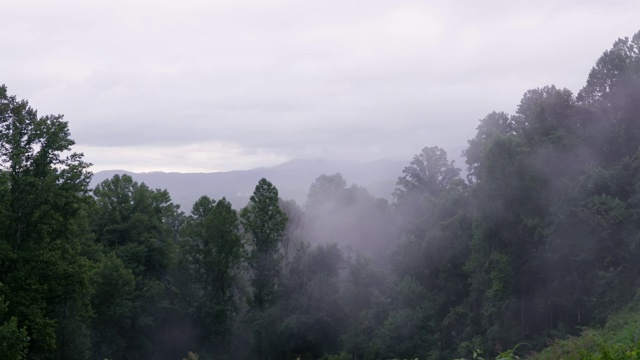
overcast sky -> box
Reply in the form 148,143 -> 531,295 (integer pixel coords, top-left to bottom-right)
2,1 -> 639,172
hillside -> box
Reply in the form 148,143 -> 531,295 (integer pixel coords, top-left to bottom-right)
529,298 -> 640,360
90,158 -> 406,210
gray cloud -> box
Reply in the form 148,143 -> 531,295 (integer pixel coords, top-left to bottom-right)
2,0 -> 639,171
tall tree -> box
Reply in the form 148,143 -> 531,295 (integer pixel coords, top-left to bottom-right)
273,243 -> 346,359
578,31 -> 640,162
392,146 -> 471,358
91,174 -> 180,359
180,196 -> 244,357
240,178 -> 287,359
305,173 -> 347,214
279,199 -> 306,269
88,252 -> 136,359
0,84 -> 93,359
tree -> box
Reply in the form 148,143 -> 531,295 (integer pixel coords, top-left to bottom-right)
339,254 -> 388,360
273,243 -> 346,359
464,112 -> 514,182
89,253 -> 136,360
279,199 -> 306,269
240,178 -> 287,359
180,196 -> 244,357
91,174 -> 181,359
305,173 -> 347,214
577,31 -> 640,107
372,278 -> 436,360
241,178 -> 288,310
394,146 -> 463,222
391,146 -> 471,357
577,31 -> 640,162
0,282 -> 29,359
305,173 -> 394,258
0,84 -> 93,359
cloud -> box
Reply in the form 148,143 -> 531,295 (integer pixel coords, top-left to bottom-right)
78,141 -> 288,172
2,0 -> 640,171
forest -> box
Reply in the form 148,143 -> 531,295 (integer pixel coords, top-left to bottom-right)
1,30 -> 640,360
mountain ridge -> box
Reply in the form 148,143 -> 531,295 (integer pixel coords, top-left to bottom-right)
90,158 -> 407,211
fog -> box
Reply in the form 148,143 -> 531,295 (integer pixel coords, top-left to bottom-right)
3,2 -> 640,359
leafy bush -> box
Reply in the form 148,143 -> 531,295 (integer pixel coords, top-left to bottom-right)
531,301 -> 640,360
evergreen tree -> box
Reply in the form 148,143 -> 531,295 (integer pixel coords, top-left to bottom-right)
240,178 -> 287,359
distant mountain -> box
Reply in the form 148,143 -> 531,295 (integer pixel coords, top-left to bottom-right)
90,158 -> 407,211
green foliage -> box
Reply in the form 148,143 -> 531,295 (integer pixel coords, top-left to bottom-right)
241,178 -> 287,307
0,284 -> 29,359
0,315 -> 29,359
532,301 -> 640,360
273,243 -> 346,359
91,174 -> 181,359
240,178 -> 288,358
305,173 -> 348,213
89,252 -> 136,359
179,196 -> 244,355
92,174 -> 178,277
372,279 -> 436,360
241,178 -> 288,257
395,146 -> 461,200
0,84 -> 93,359
495,343 -> 528,360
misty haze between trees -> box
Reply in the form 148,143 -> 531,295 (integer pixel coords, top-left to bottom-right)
2,30 -> 640,360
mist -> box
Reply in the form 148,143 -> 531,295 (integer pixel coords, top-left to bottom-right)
3,3 -> 640,359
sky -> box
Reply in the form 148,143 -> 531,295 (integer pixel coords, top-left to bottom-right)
1,0 -> 639,172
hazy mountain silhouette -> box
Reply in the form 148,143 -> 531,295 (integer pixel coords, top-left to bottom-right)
90,158 -> 406,211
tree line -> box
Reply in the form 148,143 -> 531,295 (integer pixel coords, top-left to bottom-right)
1,30 -> 640,359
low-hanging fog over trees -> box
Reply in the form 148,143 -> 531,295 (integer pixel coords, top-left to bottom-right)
1,30 -> 640,359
